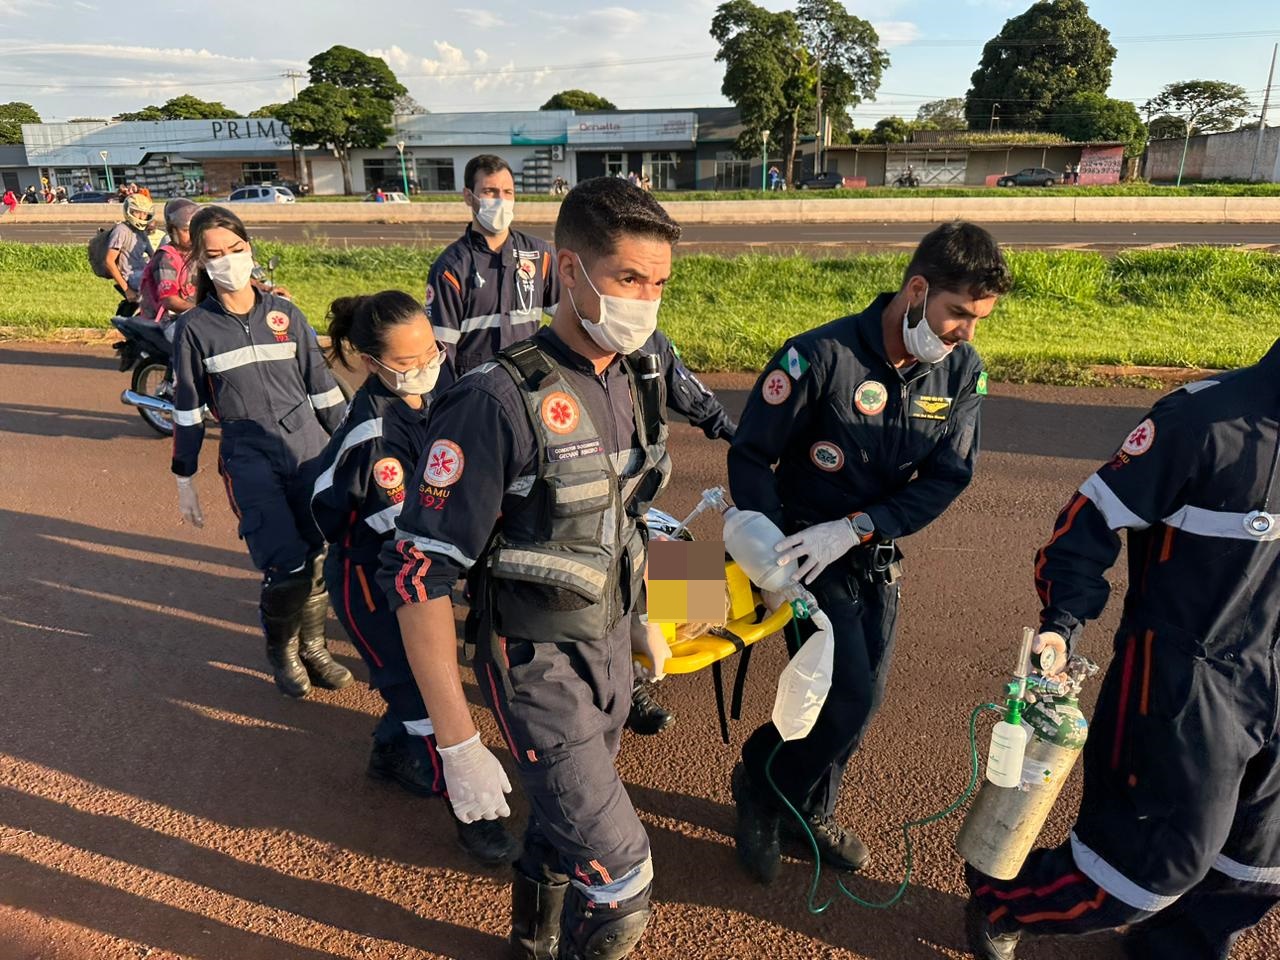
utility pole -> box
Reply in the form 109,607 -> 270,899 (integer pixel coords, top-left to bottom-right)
989,103 -> 1000,133
282,69 -> 304,185
1251,43 -> 1278,182
815,56 -> 823,175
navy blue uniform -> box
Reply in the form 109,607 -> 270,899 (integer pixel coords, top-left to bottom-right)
171,291 -> 346,573
969,345 -> 1280,959
730,293 -> 984,818
426,225 -> 558,376
648,328 -> 736,441
379,326 -> 663,953
311,371 -> 455,793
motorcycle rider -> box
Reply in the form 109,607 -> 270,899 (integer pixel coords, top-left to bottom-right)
139,199 -> 198,332
170,205 -> 354,700
309,290 -> 520,866
105,193 -> 156,318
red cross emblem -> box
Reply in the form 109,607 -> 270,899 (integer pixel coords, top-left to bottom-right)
762,369 -> 791,405
372,457 -> 404,490
424,440 -> 464,486
541,391 -> 579,435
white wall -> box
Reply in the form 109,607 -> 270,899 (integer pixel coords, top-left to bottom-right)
341,146 -> 576,195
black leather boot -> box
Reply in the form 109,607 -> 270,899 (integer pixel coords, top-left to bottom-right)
625,680 -> 674,735
448,804 -> 521,867
510,868 -> 568,959
260,574 -> 312,699
297,589 -> 354,690
731,762 -> 781,885
965,896 -> 1022,959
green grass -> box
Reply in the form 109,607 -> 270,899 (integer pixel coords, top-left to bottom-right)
4,242 -> 1279,383
194,182 -> 1280,203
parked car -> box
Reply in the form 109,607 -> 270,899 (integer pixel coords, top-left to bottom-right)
227,185 -> 296,204
362,191 -> 410,203
68,191 -> 116,203
996,168 -> 1060,188
796,171 -> 857,190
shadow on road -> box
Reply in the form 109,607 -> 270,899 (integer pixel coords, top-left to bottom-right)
0,347 -> 118,370
0,402 -> 165,442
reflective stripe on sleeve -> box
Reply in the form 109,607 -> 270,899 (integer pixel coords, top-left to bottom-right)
1079,473 -> 1149,532
174,407 -> 205,427
311,418 -> 383,498
1212,853 -> 1280,884
309,386 -> 346,410
398,532 -> 476,571
1069,832 -> 1182,912
364,503 -> 402,534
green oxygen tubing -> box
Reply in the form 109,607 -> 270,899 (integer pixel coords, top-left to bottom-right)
764,612 -> 1004,912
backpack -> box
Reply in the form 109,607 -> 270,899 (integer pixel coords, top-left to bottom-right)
88,225 -> 118,278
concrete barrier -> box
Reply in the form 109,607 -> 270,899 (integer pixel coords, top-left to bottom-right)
6,195 -> 1280,226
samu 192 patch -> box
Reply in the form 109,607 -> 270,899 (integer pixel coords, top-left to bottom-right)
910,396 -> 953,421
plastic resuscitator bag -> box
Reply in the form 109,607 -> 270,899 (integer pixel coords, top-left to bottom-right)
771,606 -> 835,741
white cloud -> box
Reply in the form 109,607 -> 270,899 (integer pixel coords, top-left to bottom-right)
874,20 -> 921,49
0,0 -> 50,15
0,40 -> 291,68
470,9 -> 507,29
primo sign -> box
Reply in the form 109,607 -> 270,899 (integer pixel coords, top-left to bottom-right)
211,119 -> 292,142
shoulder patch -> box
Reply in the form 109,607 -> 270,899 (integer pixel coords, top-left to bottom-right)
762,369 -> 791,405
1121,418 -> 1155,457
854,380 -> 887,416
372,457 -> 404,490
425,285 -> 436,306
424,440 -> 464,487
265,310 -> 290,333
976,371 -> 989,396
785,346 -> 810,380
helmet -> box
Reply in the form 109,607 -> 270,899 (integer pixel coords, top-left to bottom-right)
163,198 -> 198,229
123,193 -> 154,230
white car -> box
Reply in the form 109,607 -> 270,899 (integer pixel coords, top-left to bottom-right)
363,191 -> 410,203
227,185 -> 296,204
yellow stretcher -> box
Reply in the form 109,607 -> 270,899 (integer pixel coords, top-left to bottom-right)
637,558 -> 794,742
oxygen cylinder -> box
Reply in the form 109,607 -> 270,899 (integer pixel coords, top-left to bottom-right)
955,694 -> 1090,880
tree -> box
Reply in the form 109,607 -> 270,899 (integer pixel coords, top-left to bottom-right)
1147,115 -> 1187,140
276,45 -> 407,195
965,0 -> 1116,131
1047,91 -> 1146,155
393,93 -> 429,117
796,0 -> 889,167
249,103 -> 287,118
540,90 -> 617,111
118,95 -> 239,121
712,0 -> 886,187
1142,79 -> 1250,185
0,101 -> 40,144
916,97 -> 968,129
869,116 -> 911,143
1143,80 -> 1250,136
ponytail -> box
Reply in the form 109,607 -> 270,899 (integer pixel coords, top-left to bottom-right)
325,290 -> 426,370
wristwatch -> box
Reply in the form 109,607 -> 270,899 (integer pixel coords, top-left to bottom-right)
846,511 -> 876,543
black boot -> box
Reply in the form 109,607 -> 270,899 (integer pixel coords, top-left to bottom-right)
297,589 -> 354,690
779,812 -> 870,872
367,734 -> 440,797
965,896 -> 1022,960
447,804 -> 521,867
625,680 -> 674,736
260,574 -> 312,699
510,868 -> 567,959
731,762 -> 780,885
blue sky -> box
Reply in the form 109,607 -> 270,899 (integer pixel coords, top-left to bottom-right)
1,0 -> 1277,125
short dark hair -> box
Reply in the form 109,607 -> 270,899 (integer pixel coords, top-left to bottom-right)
464,154 -> 513,192
554,177 -> 682,261
904,221 -> 1012,299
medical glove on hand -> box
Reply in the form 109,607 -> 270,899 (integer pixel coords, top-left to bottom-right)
437,732 -> 513,823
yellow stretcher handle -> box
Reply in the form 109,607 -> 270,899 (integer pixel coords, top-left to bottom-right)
634,560 -> 793,675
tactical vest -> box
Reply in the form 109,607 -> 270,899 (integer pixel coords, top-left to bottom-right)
480,339 -> 671,644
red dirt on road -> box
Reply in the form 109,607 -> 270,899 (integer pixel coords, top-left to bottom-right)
0,343 -> 1274,960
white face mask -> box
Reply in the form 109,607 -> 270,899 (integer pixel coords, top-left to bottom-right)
204,249 -> 255,293
569,254 -> 660,356
369,352 -> 443,397
902,285 -> 953,364
474,196 -> 514,234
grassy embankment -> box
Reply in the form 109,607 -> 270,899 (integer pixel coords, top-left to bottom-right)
3,242 -> 1278,384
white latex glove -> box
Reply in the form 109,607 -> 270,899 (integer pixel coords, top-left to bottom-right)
761,583 -> 813,615
436,732 -> 513,823
1033,631 -> 1069,680
774,518 -> 859,585
176,475 -> 204,528
631,614 -> 671,681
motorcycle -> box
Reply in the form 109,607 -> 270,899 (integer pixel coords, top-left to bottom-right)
113,314 -> 176,436
116,256 -> 352,435
893,171 -> 921,188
